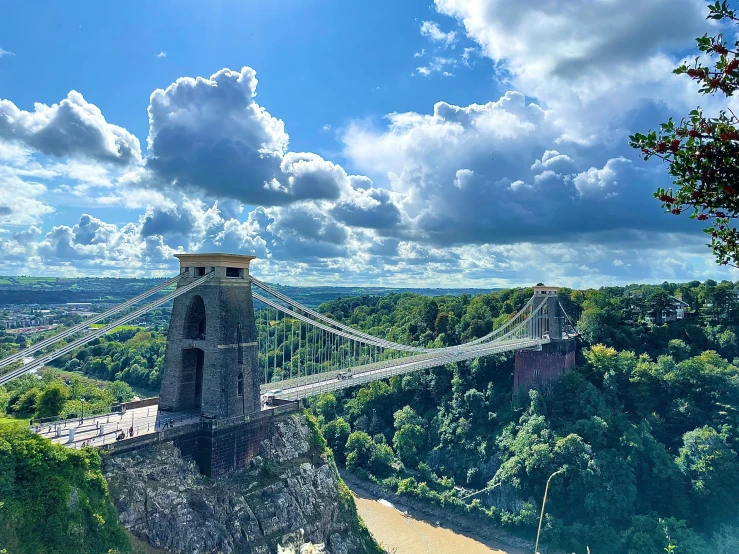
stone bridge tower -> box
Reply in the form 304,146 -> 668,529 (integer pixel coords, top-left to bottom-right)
513,286 -> 577,397
159,253 -> 261,418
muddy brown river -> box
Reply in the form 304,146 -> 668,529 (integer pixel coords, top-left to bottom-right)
353,492 -> 527,554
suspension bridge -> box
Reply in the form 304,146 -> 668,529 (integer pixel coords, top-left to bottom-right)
2,253 -> 577,472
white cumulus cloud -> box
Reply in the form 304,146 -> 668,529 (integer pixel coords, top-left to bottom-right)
420,21 -> 457,48
0,91 -> 142,165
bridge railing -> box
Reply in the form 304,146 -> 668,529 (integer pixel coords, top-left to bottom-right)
200,400 -> 302,431
55,413 -> 196,449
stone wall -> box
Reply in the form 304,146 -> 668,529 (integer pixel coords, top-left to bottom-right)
198,414 -> 274,477
103,413 -> 381,554
111,396 -> 159,413
103,403 -> 302,478
513,339 -> 577,397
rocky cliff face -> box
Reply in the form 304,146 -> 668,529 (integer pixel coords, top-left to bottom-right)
103,413 -> 381,554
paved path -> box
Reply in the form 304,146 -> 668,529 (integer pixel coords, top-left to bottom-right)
33,406 -> 201,449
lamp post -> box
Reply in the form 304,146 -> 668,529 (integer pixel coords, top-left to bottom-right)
80,396 -> 86,423
534,468 -> 565,554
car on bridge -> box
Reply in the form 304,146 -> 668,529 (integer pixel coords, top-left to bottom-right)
263,389 -> 283,407
337,371 -> 353,380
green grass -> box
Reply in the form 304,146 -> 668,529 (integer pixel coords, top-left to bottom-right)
0,416 -> 31,428
88,324 -> 142,332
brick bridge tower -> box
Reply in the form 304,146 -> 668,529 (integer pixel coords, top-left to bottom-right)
159,253 -> 261,418
513,286 -> 577,397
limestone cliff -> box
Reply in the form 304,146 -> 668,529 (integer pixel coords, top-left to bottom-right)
103,413 -> 382,554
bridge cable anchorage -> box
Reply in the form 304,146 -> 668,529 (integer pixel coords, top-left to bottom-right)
0,269 -> 189,369
255,289 -> 550,396
0,271 -> 215,387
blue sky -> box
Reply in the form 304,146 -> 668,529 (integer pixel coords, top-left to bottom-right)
0,0 -> 736,288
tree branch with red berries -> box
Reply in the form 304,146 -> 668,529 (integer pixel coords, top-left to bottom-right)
630,1 -> 739,267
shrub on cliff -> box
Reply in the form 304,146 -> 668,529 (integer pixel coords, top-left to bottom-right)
0,426 -> 130,554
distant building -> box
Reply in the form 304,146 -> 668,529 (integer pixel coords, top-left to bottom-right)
64,303 -> 93,311
0,315 -> 54,329
644,296 -> 689,324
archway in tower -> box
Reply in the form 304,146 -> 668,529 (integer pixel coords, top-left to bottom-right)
183,295 -> 206,339
180,347 -> 205,409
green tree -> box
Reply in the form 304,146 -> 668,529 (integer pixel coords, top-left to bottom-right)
668,339 -> 692,362
393,406 -> 423,430
105,381 -> 134,404
14,389 -> 40,415
393,424 -> 425,467
68,376 -> 84,400
620,516 -> 707,554
35,383 -> 68,419
371,442 -> 395,475
345,431 -> 375,472
649,291 -> 675,325
345,431 -> 395,476
677,426 -> 739,529
315,393 -> 338,421
578,308 -> 610,344
322,418 -> 351,463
